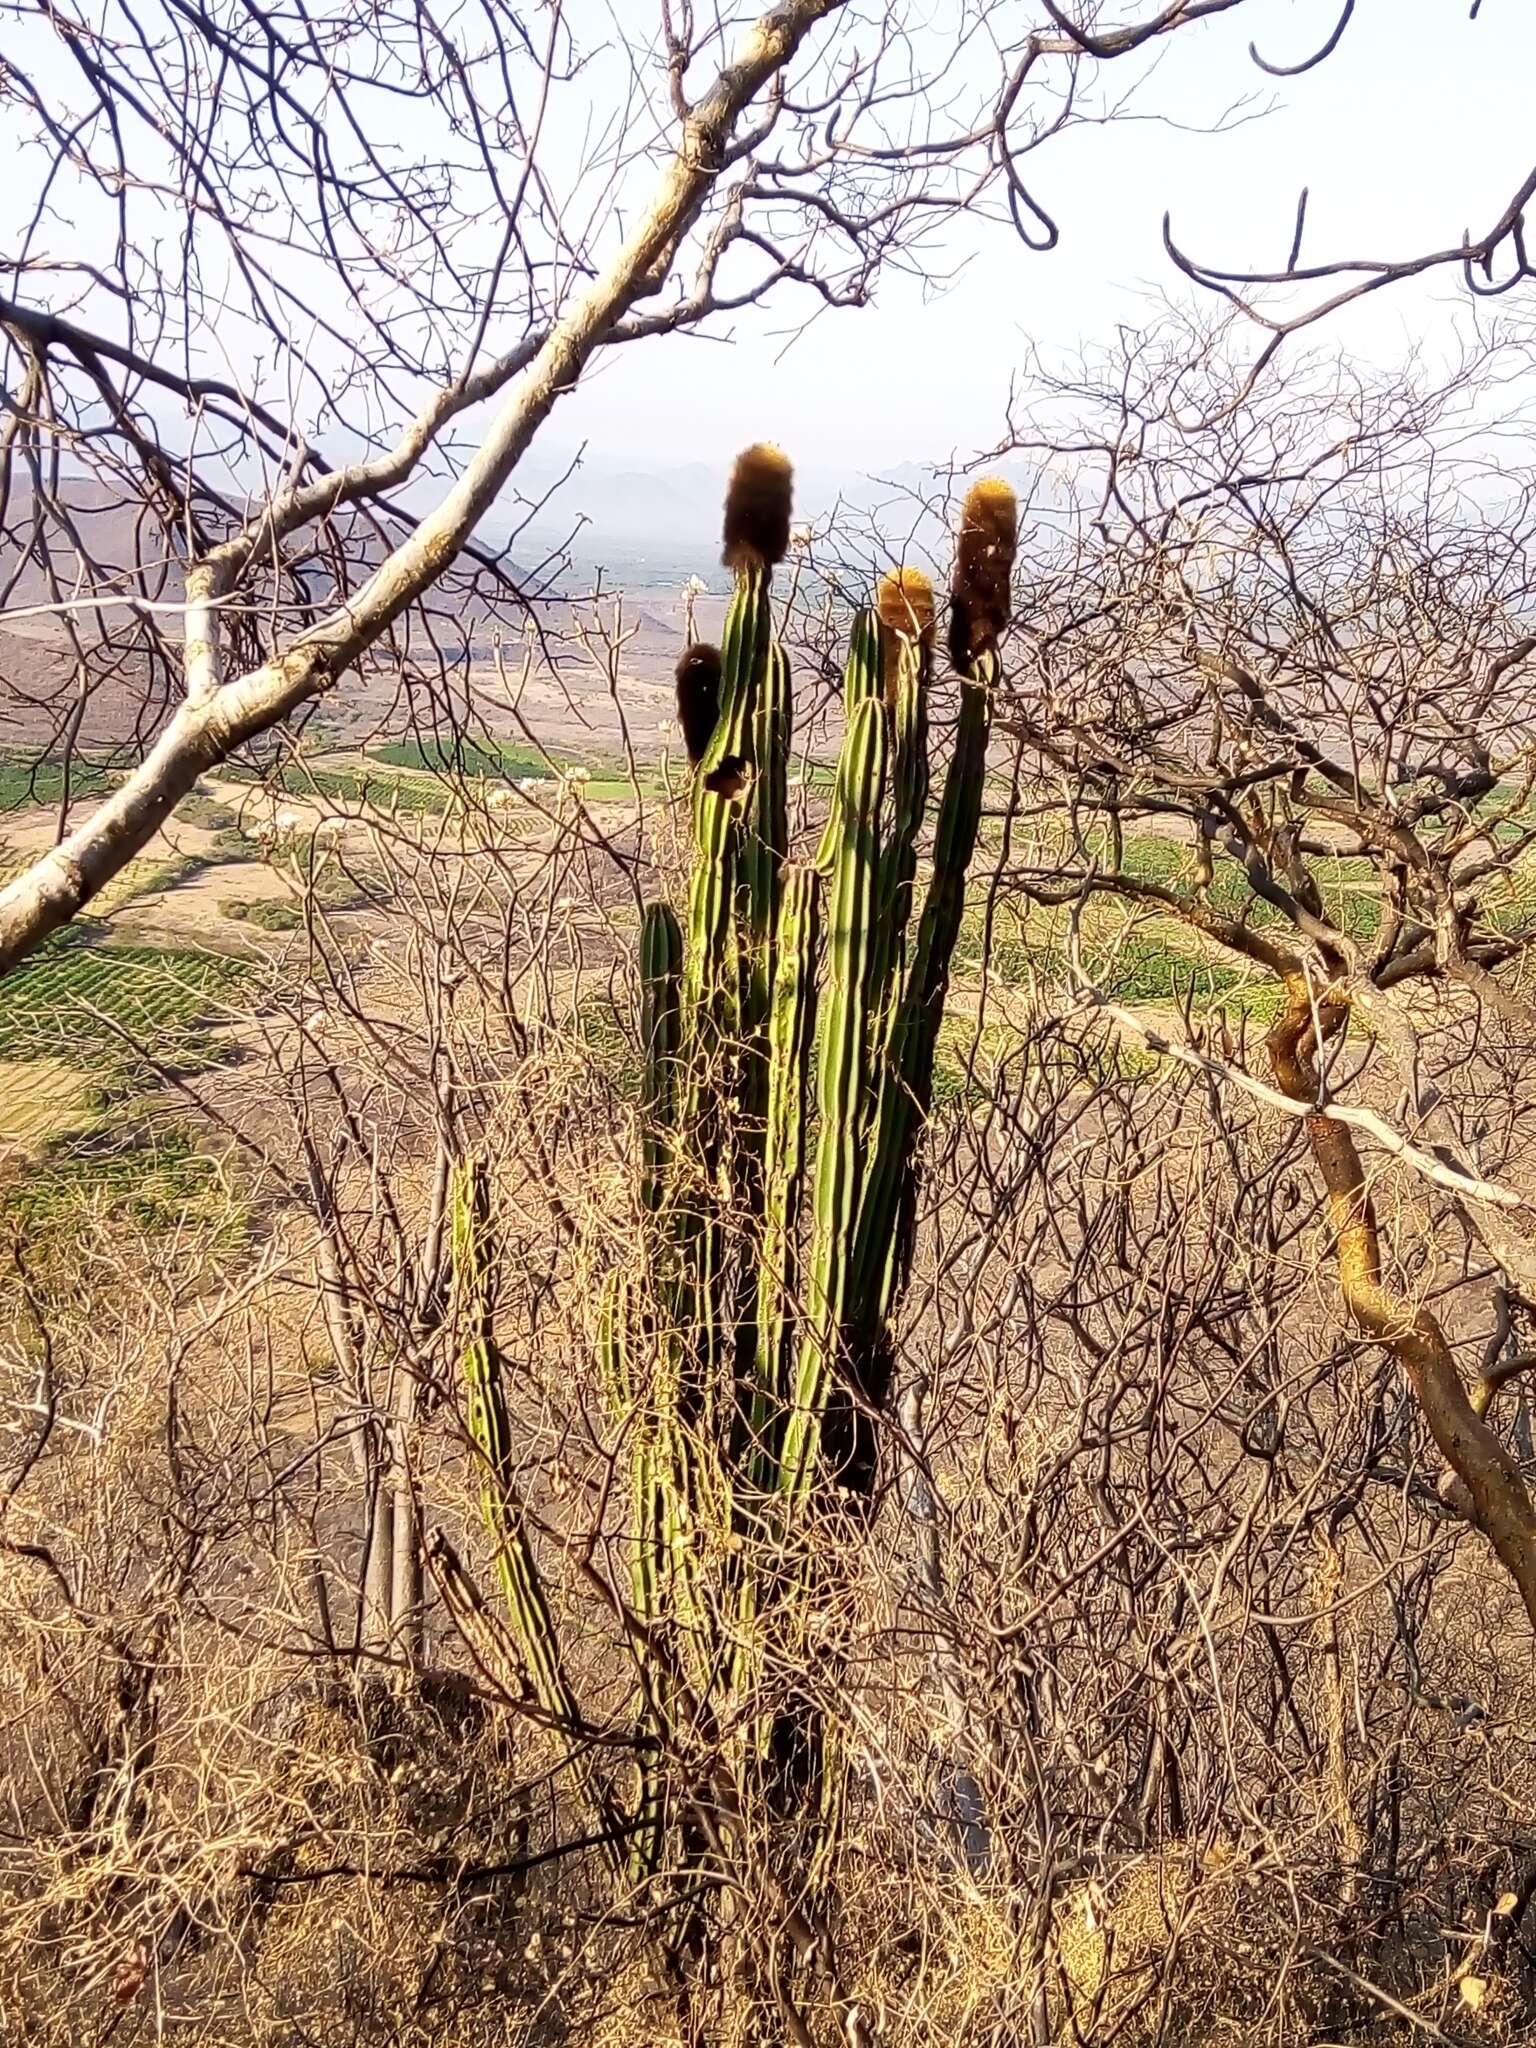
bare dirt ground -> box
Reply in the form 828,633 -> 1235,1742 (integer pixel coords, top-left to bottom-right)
0,574 -> 723,754
0,749 -> 655,1177
109,862 -> 296,952
1,793 -> 300,951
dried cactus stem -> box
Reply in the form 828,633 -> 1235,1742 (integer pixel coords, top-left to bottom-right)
452,1159 -> 628,1868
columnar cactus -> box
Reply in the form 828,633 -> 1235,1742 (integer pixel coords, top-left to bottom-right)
470,450 -> 1016,1908
778,691 -> 889,1508
625,452 -> 1014,1763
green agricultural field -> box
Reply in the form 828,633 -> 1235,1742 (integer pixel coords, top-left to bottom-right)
3,1117 -> 242,1247
1108,834 -> 1383,941
0,936 -> 253,1064
954,867 -> 1282,1020
372,737 -> 670,803
578,773 -> 660,803
0,755 -> 118,813
229,759 -> 448,813
221,896 -> 304,932
370,736 -> 556,780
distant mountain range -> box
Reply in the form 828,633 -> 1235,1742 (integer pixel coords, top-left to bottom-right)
3,448 -> 1040,600
1,450 -> 1042,668
0,452 -> 1048,752
486,450 -> 1016,588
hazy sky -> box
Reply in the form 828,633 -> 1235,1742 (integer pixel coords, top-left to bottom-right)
547,1 -> 1536,473
7,0 -> 1532,506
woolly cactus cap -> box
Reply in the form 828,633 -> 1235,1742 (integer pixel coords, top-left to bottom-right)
722,443 -> 794,572
674,641 -> 722,765
875,567 -> 936,644
950,476 -> 1017,662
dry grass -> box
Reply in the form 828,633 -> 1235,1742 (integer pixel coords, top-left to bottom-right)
0,781 -> 1534,2048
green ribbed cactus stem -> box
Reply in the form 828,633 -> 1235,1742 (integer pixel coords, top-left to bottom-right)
778,695 -> 888,1509
848,478 -> 1014,1361
639,902 -> 683,1220
595,1265 -> 634,1419
850,646 -> 994,1352
593,1264 -> 668,1876
673,564 -> 772,1408
626,1349 -> 670,1876
842,606 -> 883,712
730,638 -> 792,1420
630,888 -> 678,1701
741,639 -> 791,1067
452,1159 -> 627,1869
884,632 -> 932,937
593,1267 -> 666,1699
806,1714 -> 849,1898
749,861 -> 822,1488
686,565 -> 771,987
583,456 -> 1012,1935
867,576 -> 934,1043
813,609 -> 882,876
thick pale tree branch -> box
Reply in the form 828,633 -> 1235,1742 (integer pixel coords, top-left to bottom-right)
1351,978 -> 1536,1304
0,0 -> 845,976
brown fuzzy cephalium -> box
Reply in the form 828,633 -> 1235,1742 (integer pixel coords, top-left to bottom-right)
721,443 -> 794,574
948,476 -> 1017,667
674,642 -> 722,764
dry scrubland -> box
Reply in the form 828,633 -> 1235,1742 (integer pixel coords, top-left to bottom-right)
0,684 -> 1534,2044
7,0 -> 1536,2031
3,293 -> 1536,2048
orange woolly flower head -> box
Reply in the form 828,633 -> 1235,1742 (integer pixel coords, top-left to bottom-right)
876,566 -> 936,707
875,567 -> 936,644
